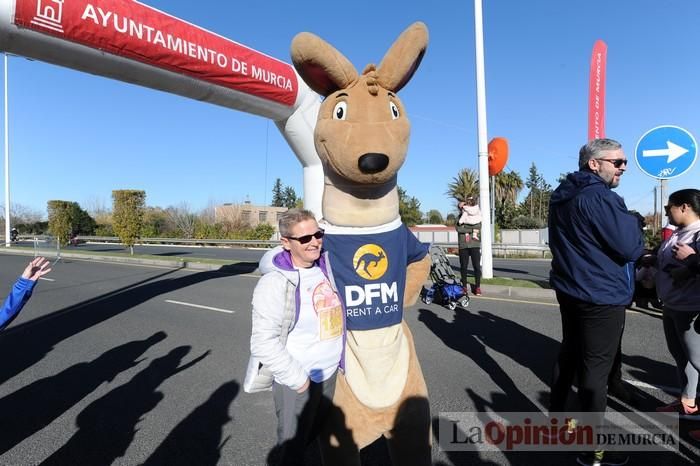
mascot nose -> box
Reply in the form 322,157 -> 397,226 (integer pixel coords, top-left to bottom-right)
358,153 -> 389,174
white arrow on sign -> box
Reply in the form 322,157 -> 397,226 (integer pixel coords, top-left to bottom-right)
642,140 -> 689,163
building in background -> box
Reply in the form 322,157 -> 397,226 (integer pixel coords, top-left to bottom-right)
214,201 -> 288,229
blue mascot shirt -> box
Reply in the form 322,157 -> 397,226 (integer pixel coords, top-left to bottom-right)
321,219 -> 429,331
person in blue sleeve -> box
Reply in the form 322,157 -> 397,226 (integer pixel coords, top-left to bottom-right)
1,256 -> 52,331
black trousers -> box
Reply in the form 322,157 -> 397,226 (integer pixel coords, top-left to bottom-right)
549,291 -> 625,417
458,247 -> 481,288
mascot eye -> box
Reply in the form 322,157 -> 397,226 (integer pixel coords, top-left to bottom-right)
389,101 -> 400,120
333,102 -> 348,120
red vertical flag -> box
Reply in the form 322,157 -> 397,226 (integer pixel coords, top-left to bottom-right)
588,40 -> 607,141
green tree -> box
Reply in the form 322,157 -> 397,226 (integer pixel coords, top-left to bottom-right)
446,168 -> 479,204
112,190 -> 146,255
69,203 -> 97,235
512,215 -> 544,229
271,178 -> 284,207
445,213 -> 457,226
524,163 -> 541,218
426,209 -> 444,224
493,170 -> 524,228
246,223 -> 276,240
521,163 -> 553,224
282,186 -> 299,209
47,200 -> 73,246
398,186 -> 422,226
141,207 -> 170,237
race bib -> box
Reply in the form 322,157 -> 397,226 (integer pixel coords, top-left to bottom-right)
313,280 -> 343,340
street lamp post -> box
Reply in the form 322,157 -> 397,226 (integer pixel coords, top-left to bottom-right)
474,0 -> 493,278
4,52 -> 9,247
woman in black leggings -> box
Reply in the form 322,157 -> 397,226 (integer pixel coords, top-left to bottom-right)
455,198 -> 482,295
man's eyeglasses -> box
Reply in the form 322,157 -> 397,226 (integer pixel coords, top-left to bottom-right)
596,158 -> 628,168
284,229 -> 325,244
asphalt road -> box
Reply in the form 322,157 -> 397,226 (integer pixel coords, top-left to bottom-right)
12,240 -> 553,283
0,253 -> 696,465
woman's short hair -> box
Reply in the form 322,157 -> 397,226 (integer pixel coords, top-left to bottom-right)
278,208 -> 317,237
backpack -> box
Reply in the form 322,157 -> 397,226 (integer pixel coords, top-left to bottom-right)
243,280 -> 296,393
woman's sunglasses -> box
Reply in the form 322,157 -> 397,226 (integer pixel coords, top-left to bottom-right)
284,229 -> 325,244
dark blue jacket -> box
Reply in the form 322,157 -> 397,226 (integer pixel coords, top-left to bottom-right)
1,277 -> 37,331
549,171 -> 644,305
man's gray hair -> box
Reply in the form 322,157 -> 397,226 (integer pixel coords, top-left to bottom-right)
278,208 -> 316,237
578,138 -> 622,170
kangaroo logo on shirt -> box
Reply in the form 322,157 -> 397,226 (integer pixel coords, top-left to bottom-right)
353,244 -> 388,280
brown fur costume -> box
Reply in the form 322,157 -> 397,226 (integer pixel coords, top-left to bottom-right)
291,23 -> 432,465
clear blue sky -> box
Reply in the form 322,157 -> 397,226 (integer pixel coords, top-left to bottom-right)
2,0 -> 699,219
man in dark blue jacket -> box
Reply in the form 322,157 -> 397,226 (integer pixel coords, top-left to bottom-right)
1,256 -> 52,331
548,138 -> 644,466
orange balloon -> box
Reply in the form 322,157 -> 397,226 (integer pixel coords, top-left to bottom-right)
488,137 -> 509,176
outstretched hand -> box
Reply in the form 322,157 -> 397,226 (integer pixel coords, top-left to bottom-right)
21,257 -> 52,281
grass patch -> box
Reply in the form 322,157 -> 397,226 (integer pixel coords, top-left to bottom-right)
467,276 -> 548,289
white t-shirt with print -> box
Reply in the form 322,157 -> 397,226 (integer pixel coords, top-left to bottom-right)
285,265 -> 344,383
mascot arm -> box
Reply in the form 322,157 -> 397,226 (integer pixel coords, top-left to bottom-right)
403,254 -> 431,306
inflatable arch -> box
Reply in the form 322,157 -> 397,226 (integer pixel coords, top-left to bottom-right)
0,0 -> 323,214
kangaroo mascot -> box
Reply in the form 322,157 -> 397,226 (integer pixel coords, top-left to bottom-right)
291,23 -> 432,465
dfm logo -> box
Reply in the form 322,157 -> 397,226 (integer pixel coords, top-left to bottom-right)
352,244 -> 388,280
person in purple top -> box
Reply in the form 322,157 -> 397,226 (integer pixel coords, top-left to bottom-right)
1,256 -> 52,331
244,209 -> 344,466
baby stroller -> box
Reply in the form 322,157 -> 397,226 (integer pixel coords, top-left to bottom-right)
420,245 -> 470,310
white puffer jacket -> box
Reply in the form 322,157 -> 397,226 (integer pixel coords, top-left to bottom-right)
244,246 -> 338,392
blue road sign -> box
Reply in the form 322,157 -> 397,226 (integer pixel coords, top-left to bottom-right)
635,125 -> 697,179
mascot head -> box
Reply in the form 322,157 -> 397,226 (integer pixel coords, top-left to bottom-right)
291,23 -> 428,226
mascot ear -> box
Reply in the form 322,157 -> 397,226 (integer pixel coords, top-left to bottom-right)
376,22 -> 428,92
291,32 -> 359,97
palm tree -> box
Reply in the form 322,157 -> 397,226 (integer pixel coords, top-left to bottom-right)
446,168 -> 479,205
493,170 -> 524,228
494,170 -> 524,207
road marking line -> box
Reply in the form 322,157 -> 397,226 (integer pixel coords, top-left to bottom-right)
39,277 -> 55,282
470,295 -> 559,307
624,378 -> 679,394
165,299 -> 235,314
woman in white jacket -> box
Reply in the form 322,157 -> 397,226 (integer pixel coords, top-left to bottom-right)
245,209 -> 344,465
655,189 -> 700,419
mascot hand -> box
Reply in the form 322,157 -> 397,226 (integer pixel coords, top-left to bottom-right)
404,255 -> 431,306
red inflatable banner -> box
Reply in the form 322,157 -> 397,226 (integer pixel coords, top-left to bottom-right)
587,40 -> 607,141
13,0 -> 298,106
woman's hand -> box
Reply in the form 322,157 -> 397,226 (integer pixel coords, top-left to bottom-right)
673,243 -> 696,261
21,257 -> 52,281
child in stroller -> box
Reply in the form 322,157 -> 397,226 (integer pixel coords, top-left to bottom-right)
420,245 -> 470,310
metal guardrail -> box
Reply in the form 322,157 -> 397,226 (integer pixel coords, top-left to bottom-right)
4,235 -> 551,258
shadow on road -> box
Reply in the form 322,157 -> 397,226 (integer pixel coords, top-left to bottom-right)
142,381 -> 240,466
39,346 -> 209,466
0,332 -> 167,455
0,263 -> 257,386
419,306 -> 559,392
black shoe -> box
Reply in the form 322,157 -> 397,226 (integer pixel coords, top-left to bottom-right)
577,450 -> 629,466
